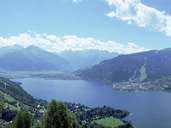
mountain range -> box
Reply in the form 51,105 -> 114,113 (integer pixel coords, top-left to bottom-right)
0,45 -> 117,71
76,48 -> 171,85
59,50 -> 117,70
0,45 -> 70,71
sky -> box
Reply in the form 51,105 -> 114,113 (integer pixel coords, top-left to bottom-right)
0,0 -> 171,54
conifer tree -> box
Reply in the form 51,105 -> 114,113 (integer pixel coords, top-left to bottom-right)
43,100 -> 81,128
13,111 -> 32,128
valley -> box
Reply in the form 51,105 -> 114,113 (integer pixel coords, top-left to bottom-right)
1,0 -> 170,127
1,46 -> 171,128
0,71 -> 79,80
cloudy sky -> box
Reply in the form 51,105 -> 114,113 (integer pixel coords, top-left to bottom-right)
0,0 -> 171,53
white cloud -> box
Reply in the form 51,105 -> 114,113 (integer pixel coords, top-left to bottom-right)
72,0 -> 82,3
105,0 -> 171,37
0,32 -> 146,54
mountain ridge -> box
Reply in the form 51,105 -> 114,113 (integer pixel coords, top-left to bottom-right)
59,49 -> 118,70
0,45 -> 71,71
76,48 -> 171,86
0,45 -> 118,71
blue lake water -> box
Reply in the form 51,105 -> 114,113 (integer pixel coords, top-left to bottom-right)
15,78 -> 171,128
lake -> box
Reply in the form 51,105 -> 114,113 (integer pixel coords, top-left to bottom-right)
15,78 -> 171,128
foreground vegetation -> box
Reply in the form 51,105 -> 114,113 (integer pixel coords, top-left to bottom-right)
12,100 -> 81,128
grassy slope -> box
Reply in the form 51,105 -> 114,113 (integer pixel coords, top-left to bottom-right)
94,117 -> 124,128
0,77 -> 46,113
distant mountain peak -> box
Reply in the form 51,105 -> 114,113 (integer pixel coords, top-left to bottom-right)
11,44 -> 23,49
0,45 -> 71,71
25,45 -> 43,50
1,44 -> 23,50
59,50 -> 118,70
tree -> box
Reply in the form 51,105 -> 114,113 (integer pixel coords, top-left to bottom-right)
33,122 -> 42,128
0,101 -> 5,112
13,111 -> 32,128
43,100 -> 81,128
